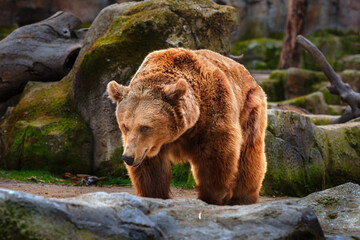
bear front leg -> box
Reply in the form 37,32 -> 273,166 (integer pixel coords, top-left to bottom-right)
190,132 -> 240,205
126,154 -> 172,199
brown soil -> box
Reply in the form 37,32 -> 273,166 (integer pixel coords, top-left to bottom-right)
0,177 -> 295,202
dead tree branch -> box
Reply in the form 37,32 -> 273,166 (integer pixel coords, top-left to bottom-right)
278,0 -> 307,69
297,35 -> 360,124
227,53 -> 244,63
0,11 -> 87,117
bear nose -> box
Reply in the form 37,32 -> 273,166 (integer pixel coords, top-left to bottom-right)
122,155 -> 134,166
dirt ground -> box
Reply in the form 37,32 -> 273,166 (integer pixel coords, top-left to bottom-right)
0,177 -> 295,202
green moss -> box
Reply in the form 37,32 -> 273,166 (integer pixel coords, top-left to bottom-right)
263,167 -> 309,197
6,80 -> 72,123
0,201 -> 100,239
315,124 -> 360,188
261,70 -> 287,101
1,78 -> 92,174
79,3 -> 180,87
280,91 -> 328,114
310,117 -> 333,126
320,87 -> 342,105
0,202 -> 65,239
328,105 -> 345,115
0,169 -> 71,184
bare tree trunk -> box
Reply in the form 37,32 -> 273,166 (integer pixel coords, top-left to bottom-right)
278,0 -> 307,69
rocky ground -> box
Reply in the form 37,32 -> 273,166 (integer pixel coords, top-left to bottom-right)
0,177 -> 293,202
1,182 -> 359,239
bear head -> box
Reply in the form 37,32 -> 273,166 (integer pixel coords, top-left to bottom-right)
107,79 -> 199,167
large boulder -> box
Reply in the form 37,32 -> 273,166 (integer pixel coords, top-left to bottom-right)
280,92 -> 330,115
260,68 -> 329,102
299,182 -> 360,239
0,188 -> 324,239
264,109 -> 360,197
264,109 -> 324,196
0,79 -> 92,174
315,122 -> 360,187
70,0 -> 238,168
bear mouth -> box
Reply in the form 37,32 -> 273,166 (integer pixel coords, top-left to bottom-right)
132,148 -> 148,168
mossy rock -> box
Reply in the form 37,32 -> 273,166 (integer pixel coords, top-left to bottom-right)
263,109 -> 360,197
261,68 -> 330,102
230,38 -> 282,70
262,68 -> 331,101
280,91 -> 329,115
263,110 -> 324,197
79,0 -> 238,84
307,114 -> 338,126
285,68 -> 329,99
0,78 -> 92,174
278,90 -> 345,116
79,0 -> 238,86
0,199 -> 99,240
314,123 -> 360,188
319,86 -> 342,105
260,70 -> 287,101
301,30 -> 360,71
72,0 -> 238,168
338,55 -> 360,70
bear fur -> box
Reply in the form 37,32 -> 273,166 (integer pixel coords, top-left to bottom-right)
107,48 -> 267,205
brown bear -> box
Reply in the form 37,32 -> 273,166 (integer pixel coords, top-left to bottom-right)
107,48 -> 267,205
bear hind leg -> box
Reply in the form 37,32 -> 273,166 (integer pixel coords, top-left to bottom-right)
229,106 -> 267,205
190,131 -> 240,205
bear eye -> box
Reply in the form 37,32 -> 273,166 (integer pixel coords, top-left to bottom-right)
139,126 -> 150,133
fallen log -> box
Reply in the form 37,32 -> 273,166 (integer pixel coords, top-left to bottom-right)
0,11 -> 86,114
297,35 -> 360,124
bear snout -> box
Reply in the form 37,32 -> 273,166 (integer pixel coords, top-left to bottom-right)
122,155 -> 134,166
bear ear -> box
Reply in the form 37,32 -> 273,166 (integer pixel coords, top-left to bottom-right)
107,81 -> 130,103
163,79 -> 187,102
